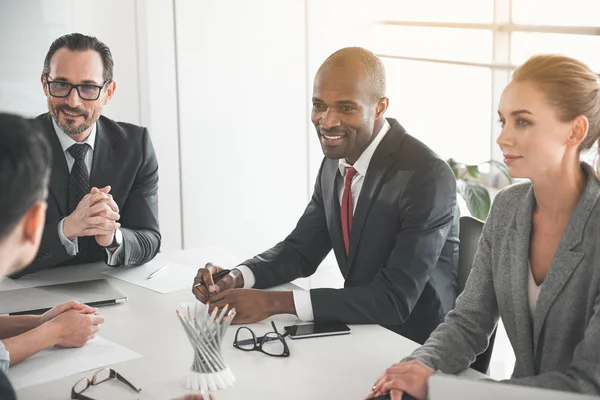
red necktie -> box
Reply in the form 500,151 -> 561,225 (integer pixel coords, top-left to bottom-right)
341,167 -> 358,254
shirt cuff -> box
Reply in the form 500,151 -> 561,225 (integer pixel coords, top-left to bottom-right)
0,340 -> 10,373
58,218 -> 78,256
293,290 -> 315,321
106,241 -> 125,266
235,265 -> 256,288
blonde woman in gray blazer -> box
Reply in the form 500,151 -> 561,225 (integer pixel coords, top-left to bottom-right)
368,55 -> 600,400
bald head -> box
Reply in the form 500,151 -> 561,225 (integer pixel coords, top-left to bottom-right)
316,47 -> 386,103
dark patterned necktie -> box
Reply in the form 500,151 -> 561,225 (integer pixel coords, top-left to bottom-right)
67,143 -> 91,254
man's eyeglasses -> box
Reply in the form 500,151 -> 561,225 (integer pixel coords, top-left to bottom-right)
71,368 -> 141,400
45,74 -> 108,101
233,321 -> 290,357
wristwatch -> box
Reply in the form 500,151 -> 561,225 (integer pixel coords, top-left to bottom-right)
230,268 -> 243,288
103,228 -> 123,251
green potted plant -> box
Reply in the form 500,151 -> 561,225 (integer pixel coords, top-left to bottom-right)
447,159 -> 513,221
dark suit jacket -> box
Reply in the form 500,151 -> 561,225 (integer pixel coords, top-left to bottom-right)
15,113 -> 161,277
0,370 -> 16,400
243,118 -> 459,344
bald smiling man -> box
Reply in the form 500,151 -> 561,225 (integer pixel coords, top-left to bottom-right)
193,47 -> 460,344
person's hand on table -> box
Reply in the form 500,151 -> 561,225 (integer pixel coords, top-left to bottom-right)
192,263 -> 243,303
207,288 -> 283,324
192,262 -> 295,324
174,395 -> 215,400
44,309 -> 104,347
367,360 -> 435,400
39,300 -> 97,325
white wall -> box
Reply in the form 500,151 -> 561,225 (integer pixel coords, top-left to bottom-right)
135,1 -> 182,252
174,0 -> 310,259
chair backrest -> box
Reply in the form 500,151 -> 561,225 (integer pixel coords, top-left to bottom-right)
457,215 -> 495,374
457,216 -> 484,296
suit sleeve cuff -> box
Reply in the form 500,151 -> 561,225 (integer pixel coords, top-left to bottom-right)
293,290 -> 314,321
106,241 -> 125,266
235,265 -> 256,288
58,218 -> 78,256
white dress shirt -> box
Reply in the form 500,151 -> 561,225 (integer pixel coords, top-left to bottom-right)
52,119 -> 123,264
237,120 -> 392,321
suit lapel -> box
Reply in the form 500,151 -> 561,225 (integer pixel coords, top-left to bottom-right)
90,118 -> 117,189
532,165 -> 598,350
40,114 -> 70,215
508,184 -> 536,373
346,120 -> 405,270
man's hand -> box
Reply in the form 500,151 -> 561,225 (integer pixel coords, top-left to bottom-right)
208,289 -> 295,325
39,300 -> 96,325
367,360 -> 435,400
192,263 -> 243,303
89,186 -> 121,247
63,186 -> 120,241
45,309 -> 105,347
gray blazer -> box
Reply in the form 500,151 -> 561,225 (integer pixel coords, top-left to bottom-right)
407,163 -> 600,395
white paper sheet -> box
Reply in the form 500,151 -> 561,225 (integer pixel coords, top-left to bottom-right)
8,336 -> 141,389
102,260 -> 197,294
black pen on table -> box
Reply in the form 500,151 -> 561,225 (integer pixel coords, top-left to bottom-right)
193,268 -> 231,288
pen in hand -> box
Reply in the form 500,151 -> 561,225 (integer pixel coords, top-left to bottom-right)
193,269 -> 232,288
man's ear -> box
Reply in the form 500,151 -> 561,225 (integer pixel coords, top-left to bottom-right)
375,97 -> 389,119
41,74 -> 49,98
103,80 -> 117,105
22,201 -> 47,246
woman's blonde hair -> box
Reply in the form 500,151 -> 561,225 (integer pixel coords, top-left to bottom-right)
512,54 -> 600,170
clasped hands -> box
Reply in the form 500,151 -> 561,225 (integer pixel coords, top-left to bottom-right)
63,185 -> 120,247
40,300 -> 104,347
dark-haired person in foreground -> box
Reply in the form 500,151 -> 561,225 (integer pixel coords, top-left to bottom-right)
0,113 -> 104,399
15,32 -> 161,278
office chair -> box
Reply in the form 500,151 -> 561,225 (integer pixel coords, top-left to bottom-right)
458,215 -> 497,375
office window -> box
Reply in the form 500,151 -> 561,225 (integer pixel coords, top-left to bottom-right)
384,58 -> 491,164
511,33 -> 600,71
375,0 -> 600,165
511,0 -> 600,27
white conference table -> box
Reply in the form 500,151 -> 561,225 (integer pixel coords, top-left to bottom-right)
0,249 -> 484,400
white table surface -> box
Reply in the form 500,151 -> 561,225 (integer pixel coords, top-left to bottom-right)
0,249 -> 484,400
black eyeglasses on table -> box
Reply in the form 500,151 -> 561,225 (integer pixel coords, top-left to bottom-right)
45,74 -> 108,101
233,321 -> 290,357
71,368 -> 141,400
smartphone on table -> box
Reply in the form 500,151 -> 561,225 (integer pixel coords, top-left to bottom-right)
283,322 -> 351,339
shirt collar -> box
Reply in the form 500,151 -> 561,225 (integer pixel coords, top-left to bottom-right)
52,117 -> 97,153
338,119 -> 391,177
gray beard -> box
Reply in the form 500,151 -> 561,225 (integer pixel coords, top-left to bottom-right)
51,113 -> 91,136
59,120 -> 91,136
